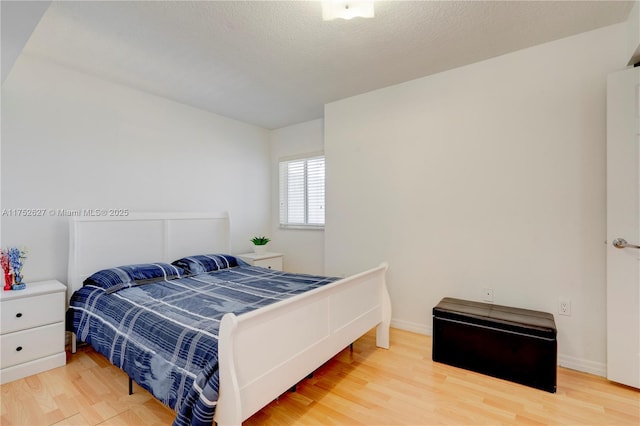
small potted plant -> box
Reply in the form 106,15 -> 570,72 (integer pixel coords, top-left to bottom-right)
250,236 -> 271,254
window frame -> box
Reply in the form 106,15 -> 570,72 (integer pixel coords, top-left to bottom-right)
278,153 -> 325,230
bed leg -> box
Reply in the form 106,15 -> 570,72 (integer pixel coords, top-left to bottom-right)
376,263 -> 392,349
376,322 -> 390,349
350,342 -> 354,351
71,333 -> 77,354
289,372 -> 315,393
129,377 -> 133,395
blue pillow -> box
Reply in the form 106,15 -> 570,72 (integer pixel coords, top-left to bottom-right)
171,254 -> 239,275
83,262 -> 185,294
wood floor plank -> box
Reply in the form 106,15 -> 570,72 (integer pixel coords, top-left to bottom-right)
1,328 -> 638,425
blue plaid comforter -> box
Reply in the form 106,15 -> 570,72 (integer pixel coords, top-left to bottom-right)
68,265 -> 337,425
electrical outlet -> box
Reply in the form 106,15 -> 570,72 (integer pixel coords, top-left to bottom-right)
482,288 -> 494,302
559,299 -> 571,316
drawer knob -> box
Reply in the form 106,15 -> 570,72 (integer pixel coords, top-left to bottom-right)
15,312 -> 22,318
16,346 -> 23,352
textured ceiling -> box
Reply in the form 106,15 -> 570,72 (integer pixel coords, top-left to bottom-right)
20,1 -> 635,129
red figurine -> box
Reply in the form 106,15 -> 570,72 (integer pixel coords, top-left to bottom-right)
1,250 -> 12,290
3,272 -> 12,291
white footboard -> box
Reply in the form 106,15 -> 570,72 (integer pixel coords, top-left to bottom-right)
215,262 -> 390,426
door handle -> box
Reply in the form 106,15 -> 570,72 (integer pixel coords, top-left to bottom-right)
612,238 -> 640,249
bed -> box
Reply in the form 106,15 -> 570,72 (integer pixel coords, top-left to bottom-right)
66,212 -> 391,426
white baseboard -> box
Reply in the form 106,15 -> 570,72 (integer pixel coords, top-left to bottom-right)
391,318 -> 431,335
390,318 -> 607,378
558,354 -> 606,377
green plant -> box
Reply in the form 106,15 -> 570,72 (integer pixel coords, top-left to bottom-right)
251,236 -> 271,246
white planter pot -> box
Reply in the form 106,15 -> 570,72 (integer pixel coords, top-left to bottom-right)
253,245 -> 267,254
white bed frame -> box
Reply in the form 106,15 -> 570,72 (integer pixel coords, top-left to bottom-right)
67,212 -> 391,426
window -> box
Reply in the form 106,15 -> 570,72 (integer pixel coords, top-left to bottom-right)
279,155 -> 325,228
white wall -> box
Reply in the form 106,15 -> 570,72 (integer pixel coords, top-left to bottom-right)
1,0 -> 50,83
1,54 -> 271,284
627,1 -> 640,64
325,24 -> 628,375
269,119 -> 325,274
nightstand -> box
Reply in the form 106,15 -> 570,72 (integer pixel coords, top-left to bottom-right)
0,280 -> 67,384
237,252 -> 284,271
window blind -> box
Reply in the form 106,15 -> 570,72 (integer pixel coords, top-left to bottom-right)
279,156 -> 325,227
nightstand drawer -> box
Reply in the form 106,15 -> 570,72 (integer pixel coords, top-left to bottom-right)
253,257 -> 283,271
0,291 -> 65,334
0,322 -> 65,369
237,252 -> 284,271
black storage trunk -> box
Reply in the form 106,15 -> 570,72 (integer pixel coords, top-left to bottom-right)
432,297 -> 557,393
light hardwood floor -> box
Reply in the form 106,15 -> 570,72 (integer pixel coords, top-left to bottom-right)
1,328 -> 638,425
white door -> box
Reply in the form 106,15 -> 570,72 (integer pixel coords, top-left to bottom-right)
606,67 -> 640,389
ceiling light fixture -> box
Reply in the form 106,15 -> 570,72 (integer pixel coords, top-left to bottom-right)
322,1 -> 375,21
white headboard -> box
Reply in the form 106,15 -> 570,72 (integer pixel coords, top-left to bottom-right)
67,212 -> 230,299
